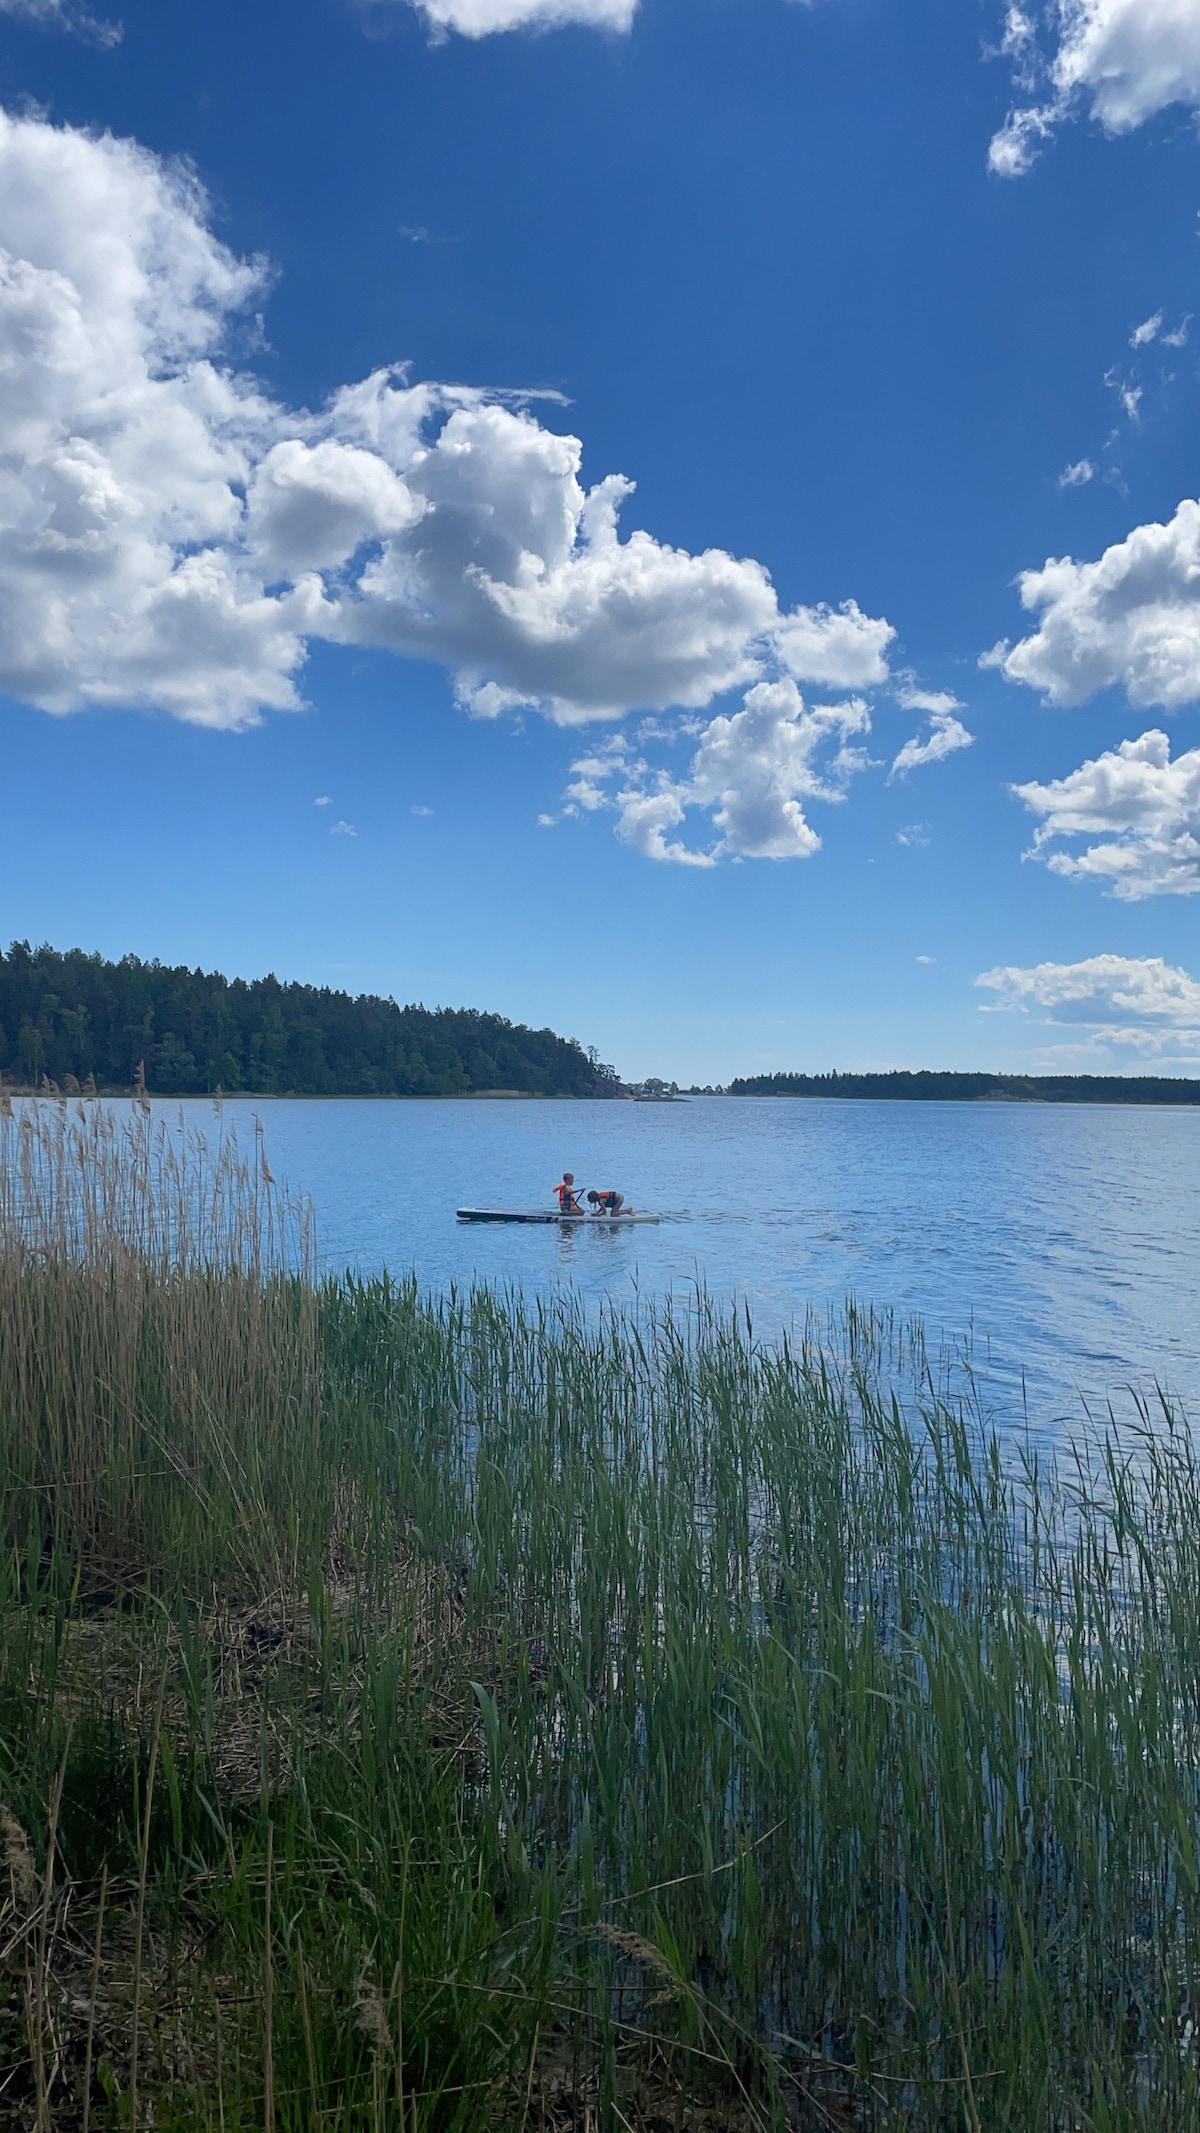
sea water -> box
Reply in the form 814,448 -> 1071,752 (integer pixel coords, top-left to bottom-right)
150,1092 -> 1200,1442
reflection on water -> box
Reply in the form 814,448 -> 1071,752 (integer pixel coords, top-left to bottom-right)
143,1093 -> 1200,1445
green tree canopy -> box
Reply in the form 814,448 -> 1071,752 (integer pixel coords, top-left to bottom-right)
0,943 -> 619,1099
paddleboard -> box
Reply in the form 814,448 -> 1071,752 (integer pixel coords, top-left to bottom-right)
456,1208 -> 661,1225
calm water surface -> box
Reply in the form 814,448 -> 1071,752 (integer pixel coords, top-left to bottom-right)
164,1094 -> 1200,1440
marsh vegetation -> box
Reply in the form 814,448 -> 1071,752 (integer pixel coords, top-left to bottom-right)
2,1098 -> 1199,2128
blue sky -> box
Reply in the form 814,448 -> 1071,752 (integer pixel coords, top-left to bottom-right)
3,0 -> 1200,1080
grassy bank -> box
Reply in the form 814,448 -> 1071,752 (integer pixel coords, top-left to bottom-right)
2,1103 -> 1200,2127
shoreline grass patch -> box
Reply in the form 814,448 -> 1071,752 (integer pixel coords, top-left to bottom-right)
2,1099 -> 1200,2127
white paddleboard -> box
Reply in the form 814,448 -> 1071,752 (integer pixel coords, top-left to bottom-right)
456,1208 -> 661,1225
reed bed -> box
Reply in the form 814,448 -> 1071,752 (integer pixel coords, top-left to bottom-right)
2,1101 -> 1200,2128
0,1097 -> 320,1594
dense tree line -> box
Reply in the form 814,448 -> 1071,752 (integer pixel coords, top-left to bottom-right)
0,943 -> 619,1098
729,1069 -> 1200,1104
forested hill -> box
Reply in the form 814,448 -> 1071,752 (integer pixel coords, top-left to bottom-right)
0,943 -> 619,1098
729,1069 -> 1200,1104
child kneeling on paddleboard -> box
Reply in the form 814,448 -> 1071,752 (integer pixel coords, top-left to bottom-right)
587,1189 -> 631,1215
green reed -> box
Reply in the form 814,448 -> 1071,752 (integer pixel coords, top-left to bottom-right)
3,1103 -> 1200,2126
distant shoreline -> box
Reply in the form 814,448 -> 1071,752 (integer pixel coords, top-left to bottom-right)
728,1070 -> 1200,1106
0,1084 -> 616,1102
9,1080 -> 1200,1109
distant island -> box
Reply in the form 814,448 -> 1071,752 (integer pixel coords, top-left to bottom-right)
728,1069 -> 1200,1105
0,942 -> 621,1099
11,946 -> 1198,1107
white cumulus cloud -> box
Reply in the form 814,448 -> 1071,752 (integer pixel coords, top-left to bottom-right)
988,101 -> 1060,176
987,498 -> 1200,711
894,679 -> 961,715
409,0 -> 636,31
0,111 -> 318,728
348,417 -> 778,722
977,951 -> 1200,1022
246,437 -> 422,577
771,599 -> 895,689
975,951 -> 1200,1061
568,680 -> 872,865
0,109 -> 895,736
683,682 -> 870,860
1054,0 -> 1200,132
889,689 -> 975,779
1014,728 -> 1200,897
991,0 -> 1200,173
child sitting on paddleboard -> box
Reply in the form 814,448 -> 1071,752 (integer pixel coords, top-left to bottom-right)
553,1173 -> 583,1213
